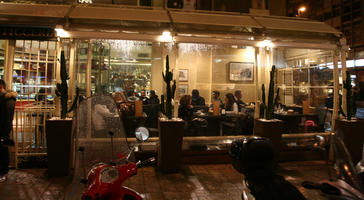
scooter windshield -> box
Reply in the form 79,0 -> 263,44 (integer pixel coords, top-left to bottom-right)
332,130 -> 364,193
65,95 -> 132,200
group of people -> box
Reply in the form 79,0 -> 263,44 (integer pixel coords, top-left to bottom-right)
178,89 -> 247,121
113,89 -> 160,105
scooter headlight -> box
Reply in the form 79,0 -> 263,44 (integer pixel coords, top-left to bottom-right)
100,167 -> 120,183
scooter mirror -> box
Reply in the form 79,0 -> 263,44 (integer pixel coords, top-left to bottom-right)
135,127 -> 149,142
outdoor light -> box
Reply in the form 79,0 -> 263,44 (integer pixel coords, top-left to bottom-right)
55,25 -> 70,38
257,40 -> 274,48
158,31 -> 173,42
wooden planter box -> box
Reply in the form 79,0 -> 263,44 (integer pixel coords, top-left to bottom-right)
253,118 -> 283,160
335,119 -> 364,164
158,119 -> 184,173
46,119 -> 73,177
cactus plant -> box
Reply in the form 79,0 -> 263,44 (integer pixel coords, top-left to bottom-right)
161,55 -> 176,119
55,50 -> 79,119
261,65 -> 280,120
343,71 -> 356,120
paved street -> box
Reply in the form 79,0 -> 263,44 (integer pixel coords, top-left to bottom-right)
0,161 -> 331,200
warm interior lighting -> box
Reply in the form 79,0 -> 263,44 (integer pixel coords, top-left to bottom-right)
298,6 -> 306,12
55,25 -> 70,38
158,31 -> 173,42
257,40 -> 274,48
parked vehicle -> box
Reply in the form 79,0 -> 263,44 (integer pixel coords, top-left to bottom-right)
65,95 -> 154,200
82,127 -> 154,200
229,136 -> 306,200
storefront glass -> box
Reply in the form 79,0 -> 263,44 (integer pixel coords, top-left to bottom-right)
275,48 -> 334,133
0,40 -> 5,80
80,39 -> 163,96
12,40 -> 57,106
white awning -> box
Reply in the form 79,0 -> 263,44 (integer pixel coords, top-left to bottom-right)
253,16 -> 341,34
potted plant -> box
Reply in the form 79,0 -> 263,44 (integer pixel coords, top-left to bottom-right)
335,71 -> 364,164
46,50 -> 79,177
157,55 -> 184,173
254,65 -> 283,160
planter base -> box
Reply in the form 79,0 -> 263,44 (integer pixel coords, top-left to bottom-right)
253,119 -> 283,160
46,119 -> 73,177
158,119 -> 184,173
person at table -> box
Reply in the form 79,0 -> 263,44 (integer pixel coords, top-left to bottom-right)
139,90 -> 148,104
234,90 -> 246,111
145,90 -> 159,105
210,90 -> 224,109
191,89 -> 205,106
225,93 -> 239,114
126,90 -> 139,102
178,95 -> 193,121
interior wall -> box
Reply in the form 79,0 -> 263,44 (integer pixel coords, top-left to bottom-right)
176,47 -> 211,103
212,47 -> 256,104
175,44 -> 256,105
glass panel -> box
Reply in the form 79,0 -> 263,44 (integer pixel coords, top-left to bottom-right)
275,48 -> 334,133
0,40 -> 5,80
90,39 -> 152,95
75,40 -> 89,96
12,40 -> 57,106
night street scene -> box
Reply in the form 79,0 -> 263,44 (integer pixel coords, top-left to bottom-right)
0,0 -> 364,199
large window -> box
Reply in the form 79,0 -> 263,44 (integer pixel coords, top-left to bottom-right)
275,48 -> 334,108
12,40 -> 57,106
75,40 -> 157,96
0,40 -> 4,80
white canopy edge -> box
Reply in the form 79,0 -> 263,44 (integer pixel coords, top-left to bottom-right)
0,2 -> 342,48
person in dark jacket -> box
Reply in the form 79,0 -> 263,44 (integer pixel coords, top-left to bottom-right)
191,89 -> 205,106
0,80 -> 17,182
178,95 -> 193,121
146,90 -> 159,105
234,90 -> 246,112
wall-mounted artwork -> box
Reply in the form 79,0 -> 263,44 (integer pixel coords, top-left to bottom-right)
178,84 -> 188,97
228,62 -> 254,82
178,69 -> 188,82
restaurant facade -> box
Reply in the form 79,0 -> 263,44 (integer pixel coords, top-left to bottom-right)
0,2 -> 349,166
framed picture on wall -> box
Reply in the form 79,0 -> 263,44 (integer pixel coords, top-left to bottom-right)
228,62 -> 254,82
178,69 -> 188,82
178,84 -> 188,97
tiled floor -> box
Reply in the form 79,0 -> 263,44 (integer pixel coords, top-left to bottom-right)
0,161 -> 331,200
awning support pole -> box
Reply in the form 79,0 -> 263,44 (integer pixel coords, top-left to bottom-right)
254,47 -> 260,119
332,49 -> 340,130
340,49 -> 347,115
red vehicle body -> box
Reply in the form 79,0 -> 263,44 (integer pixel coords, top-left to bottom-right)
82,154 -> 143,200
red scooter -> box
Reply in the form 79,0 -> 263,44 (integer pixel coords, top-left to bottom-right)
65,96 -> 154,200
81,127 -> 155,200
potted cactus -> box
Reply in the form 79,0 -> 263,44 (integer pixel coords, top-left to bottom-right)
335,71 -> 364,164
46,50 -> 79,177
158,55 -> 184,173
254,65 -> 283,160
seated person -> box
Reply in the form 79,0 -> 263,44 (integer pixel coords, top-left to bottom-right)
225,93 -> 238,114
210,90 -> 224,109
139,90 -> 148,104
234,90 -> 246,111
126,90 -> 139,102
145,90 -> 159,105
178,95 -> 193,121
191,89 -> 205,106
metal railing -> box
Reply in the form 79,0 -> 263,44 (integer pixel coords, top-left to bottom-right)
11,105 -> 56,168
